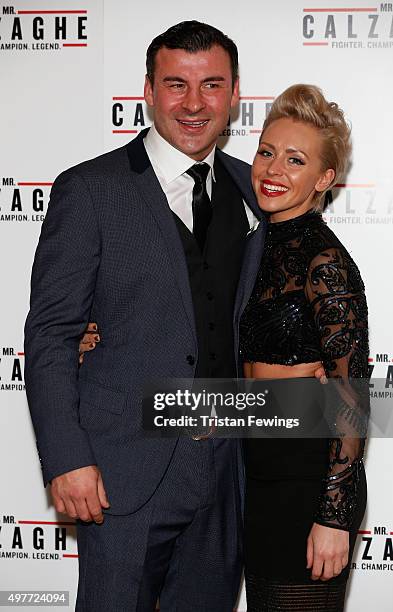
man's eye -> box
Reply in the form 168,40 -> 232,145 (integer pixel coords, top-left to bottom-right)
289,157 -> 305,166
170,83 -> 185,89
204,82 -> 219,89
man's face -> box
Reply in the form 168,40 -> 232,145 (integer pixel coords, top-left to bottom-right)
144,45 -> 239,160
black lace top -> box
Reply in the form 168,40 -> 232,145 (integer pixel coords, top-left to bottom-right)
240,209 -> 369,531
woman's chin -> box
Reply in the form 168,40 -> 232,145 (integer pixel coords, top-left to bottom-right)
257,197 -> 290,214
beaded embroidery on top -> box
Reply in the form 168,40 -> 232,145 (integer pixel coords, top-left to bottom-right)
240,210 -> 370,531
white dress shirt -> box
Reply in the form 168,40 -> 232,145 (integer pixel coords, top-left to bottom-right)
144,124 -> 257,232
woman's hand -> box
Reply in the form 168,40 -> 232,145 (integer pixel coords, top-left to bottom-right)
79,322 -> 100,364
307,523 -> 349,581
314,365 -> 327,385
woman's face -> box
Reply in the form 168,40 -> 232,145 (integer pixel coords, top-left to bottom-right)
251,117 -> 334,222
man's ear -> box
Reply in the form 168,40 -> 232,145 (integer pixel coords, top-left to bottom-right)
230,76 -> 240,109
315,168 -> 335,193
144,75 -> 154,107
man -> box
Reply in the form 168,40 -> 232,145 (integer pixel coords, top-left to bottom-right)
25,21 -> 266,611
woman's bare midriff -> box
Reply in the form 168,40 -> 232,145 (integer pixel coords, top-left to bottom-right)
243,361 -> 324,379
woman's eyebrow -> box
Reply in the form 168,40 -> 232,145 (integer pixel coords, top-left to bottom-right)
259,141 -> 309,159
286,147 -> 309,159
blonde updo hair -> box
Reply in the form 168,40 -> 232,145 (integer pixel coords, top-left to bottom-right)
262,84 -> 352,210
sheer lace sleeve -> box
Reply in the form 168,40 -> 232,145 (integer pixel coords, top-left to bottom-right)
305,245 -> 369,531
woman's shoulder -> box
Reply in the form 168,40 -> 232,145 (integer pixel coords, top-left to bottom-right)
307,213 -> 355,260
306,215 -> 365,292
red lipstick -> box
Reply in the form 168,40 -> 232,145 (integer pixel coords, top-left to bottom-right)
260,179 -> 289,198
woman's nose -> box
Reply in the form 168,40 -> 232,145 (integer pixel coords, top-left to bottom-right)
267,157 -> 284,175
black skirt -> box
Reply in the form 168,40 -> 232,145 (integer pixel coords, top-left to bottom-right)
244,446 -> 367,611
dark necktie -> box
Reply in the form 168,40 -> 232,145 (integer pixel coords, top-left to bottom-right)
186,163 -> 212,252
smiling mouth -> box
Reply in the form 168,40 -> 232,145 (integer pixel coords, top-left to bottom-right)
177,119 -> 209,129
261,181 -> 289,197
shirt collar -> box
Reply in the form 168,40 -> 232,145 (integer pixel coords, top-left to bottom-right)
144,124 -> 216,184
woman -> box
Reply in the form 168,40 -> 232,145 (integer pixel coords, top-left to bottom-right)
240,84 -> 369,611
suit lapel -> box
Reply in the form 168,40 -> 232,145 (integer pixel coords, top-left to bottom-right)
235,224 -> 266,321
216,149 -> 261,219
125,131 -> 197,342
216,149 -> 267,322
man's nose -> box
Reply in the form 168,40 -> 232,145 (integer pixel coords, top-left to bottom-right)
182,87 -> 205,114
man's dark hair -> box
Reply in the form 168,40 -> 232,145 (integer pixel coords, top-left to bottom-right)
146,20 -> 239,87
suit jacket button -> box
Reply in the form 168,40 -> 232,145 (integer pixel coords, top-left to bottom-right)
186,355 -> 195,365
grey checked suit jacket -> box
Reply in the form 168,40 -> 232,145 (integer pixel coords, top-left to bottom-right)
24,129 -> 267,514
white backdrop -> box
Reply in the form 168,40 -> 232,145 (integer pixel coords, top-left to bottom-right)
1,1 -> 392,609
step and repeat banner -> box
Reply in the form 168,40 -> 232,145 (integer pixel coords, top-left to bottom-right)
1,0 -> 392,609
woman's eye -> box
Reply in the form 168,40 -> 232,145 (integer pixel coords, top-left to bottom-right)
258,149 -> 272,158
289,157 -> 305,166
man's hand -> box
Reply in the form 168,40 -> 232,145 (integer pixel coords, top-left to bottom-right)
307,523 -> 349,581
79,322 -> 100,364
51,465 -> 110,523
